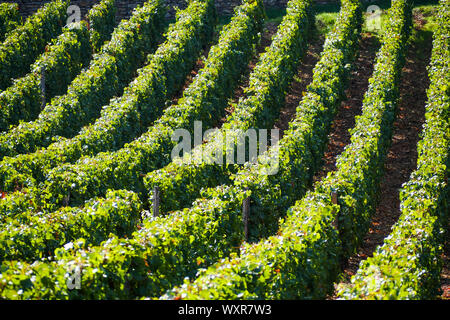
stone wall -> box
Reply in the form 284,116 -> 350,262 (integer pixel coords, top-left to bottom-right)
0,0 -> 341,20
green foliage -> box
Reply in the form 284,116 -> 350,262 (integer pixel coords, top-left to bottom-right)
99,0 -> 165,89
0,0 -> 267,300
0,22 -> 91,132
0,2 -> 22,42
0,0 -> 119,133
0,0 -> 217,192
0,190 -> 142,263
0,186 -> 247,299
88,0 -> 117,53
144,0 -> 315,215
337,0 -> 449,300
149,0 -> 362,243
0,190 -> 38,223
0,0 -> 439,301
163,191 -> 341,300
162,0 -> 412,299
0,0 -> 165,159
323,0 -> 412,255
0,0 -> 69,90
33,0 -> 264,210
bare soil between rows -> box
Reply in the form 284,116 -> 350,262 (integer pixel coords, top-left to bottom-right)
329,20 -> 432,297
219,22 -> 326,134
313,33 -> 379,182
273,31 -> 325,137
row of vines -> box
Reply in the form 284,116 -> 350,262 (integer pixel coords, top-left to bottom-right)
0,0 -> 447,300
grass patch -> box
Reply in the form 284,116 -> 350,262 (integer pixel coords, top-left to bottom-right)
316,12 -> 339,35
409,5 -> 438,61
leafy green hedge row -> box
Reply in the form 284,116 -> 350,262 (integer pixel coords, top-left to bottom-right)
88,0 -> 117,53
32,0 -> 265,210
0,190 -> 141,264
0,23 -> 91,133
0,0 -> 165,159
0,0 -> 319,299
0,0 -> 215,258
0,2 -> 22,42
151,0 -> 362,242
0,0 -> 262,218
0,0 -> 120,134
0,0 -> 69,90
144,0 -> 314,214
0,0 -> 266,297
0,188 -> 39,223
0,0 -> 216,263
0,186 -> 247,299
0,0 -> 216,192
10,0 -> 360,299
161,0 -> 412,300
0,0 -> 358,300
337,0 -> 449,300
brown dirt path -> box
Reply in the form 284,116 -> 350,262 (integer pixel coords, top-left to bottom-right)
273,31 -> 325,137
313,33 -> 379,182
330,21 -> 432,293
219,22 -> 279,125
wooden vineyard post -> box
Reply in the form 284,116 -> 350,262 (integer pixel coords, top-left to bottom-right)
153,186 -> 160,218
242,195 -> 250,242
40,67 -> 46,110
331,190 -> 339,230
